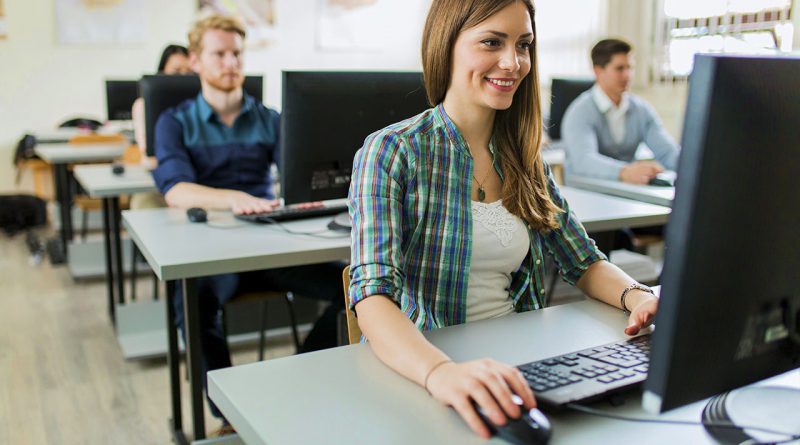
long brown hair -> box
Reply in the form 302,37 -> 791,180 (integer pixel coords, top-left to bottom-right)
421,0 -> 561,231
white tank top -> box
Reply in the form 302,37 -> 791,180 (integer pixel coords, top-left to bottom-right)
466,200 -> 531,322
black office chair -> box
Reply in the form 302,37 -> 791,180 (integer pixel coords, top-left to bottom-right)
547,77 -> 595,141
139,74 -> 264,157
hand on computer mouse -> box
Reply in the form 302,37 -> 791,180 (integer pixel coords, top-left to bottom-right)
424,358 -> 536,439
473,394 -> 552,445
619,160 -> 664,185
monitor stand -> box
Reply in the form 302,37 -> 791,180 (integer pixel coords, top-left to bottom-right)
702,386 -> 800,444
326,211 -> 351,233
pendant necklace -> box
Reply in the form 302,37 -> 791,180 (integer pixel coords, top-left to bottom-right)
468,142 -> 490,202
472,169 -> 490,202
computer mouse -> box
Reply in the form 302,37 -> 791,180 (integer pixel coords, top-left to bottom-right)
186,207 -> 207,223
473,394 -> 552,445
648,177 -> 672,187
111,163 -> 125,176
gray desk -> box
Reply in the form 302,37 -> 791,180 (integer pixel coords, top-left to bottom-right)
124,187 -> 669,443
565,174 -> 675,207
34,142 -> 127,261
124,209 -> 351,443
560,187 -> 670,232
73,164 -> 156,326
208,298 -> 800,445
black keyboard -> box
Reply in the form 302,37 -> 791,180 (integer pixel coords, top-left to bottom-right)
517,334 -> 651,408
235,204 -> 348,223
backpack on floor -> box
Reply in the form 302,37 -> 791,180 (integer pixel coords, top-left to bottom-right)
0,194 -> 48,236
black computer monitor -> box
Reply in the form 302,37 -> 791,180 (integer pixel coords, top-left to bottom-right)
105,80 -> 140,121
547,77 -> 594,140
280,71 -> 429,205
643,54 -> 800,434
140,74 -> 263,156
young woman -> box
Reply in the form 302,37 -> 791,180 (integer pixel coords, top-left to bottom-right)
348,0 -> 659,438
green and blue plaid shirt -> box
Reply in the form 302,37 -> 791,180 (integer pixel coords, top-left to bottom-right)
348,103 -> 606,331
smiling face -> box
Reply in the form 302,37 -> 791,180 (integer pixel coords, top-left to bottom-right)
190,29 -> 245,93
446,1 -> 533,113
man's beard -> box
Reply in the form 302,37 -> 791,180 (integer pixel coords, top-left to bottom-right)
205,72 -> 244,92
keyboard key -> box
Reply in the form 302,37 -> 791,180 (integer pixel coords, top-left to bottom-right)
597,376 -> 614,384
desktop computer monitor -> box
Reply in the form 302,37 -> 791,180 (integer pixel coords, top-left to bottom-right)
105,80 -> 139,121
280,71 -> 429,205
547,77 -> 594,140
139,74 -> 263,156
643,54 -> 799,434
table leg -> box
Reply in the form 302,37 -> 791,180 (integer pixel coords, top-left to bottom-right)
183,277 -> 206,440
110,197 -> 125,305
165,280 -> 188,445
52,164 -> 72,260
101,198 -> 116,326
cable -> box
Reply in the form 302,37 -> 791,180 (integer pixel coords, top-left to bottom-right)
565,403 -> 800,442
258,216 -> 350,239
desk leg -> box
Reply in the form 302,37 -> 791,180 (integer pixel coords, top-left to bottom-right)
183,277 -> 206,440
53,164 -> 72,260
110,197 -> 125,305
101,198 -> 116,326
166,280 -> 188,445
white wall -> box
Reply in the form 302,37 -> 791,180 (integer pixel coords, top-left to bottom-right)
0,0 -> 194,192
0,0 -> 432,193
0,0 -> 610,193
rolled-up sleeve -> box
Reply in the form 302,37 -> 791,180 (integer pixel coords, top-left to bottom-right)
152,112 -> 196,195
542,165 -> 607,285
347,129 -> 408,311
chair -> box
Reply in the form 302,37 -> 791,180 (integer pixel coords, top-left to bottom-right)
139,74 -> 263,156
221,291 -> 302,360
341,266 -> 362,344
547,77 -> 595,141
67,134 -> 130,240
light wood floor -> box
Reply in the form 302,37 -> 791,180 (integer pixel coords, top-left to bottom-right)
0,234 -> 296,444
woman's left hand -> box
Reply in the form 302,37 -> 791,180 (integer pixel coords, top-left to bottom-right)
624,293 -> 658,335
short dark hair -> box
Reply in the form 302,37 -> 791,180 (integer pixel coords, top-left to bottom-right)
157,44 -> 189,73
591,38 -> 632,67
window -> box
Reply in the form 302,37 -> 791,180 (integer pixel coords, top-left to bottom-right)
655,0 -> 793,80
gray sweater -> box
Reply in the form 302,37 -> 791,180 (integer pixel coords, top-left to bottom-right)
562,90 -> 680,180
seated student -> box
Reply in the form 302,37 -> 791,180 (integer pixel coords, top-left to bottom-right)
130,45 -> 192,210
348,0 -> 658,439
152,14 -> 344,434
562,38 -> 680,184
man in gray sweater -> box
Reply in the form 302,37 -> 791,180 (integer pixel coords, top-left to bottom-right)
562,38 -> 680,184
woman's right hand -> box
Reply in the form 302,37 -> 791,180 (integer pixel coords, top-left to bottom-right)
425,358 -> 537,438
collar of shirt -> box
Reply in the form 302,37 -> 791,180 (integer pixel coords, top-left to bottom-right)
196,92 -> 256,124
591,84 -> 630,115
433,103 -> 502,178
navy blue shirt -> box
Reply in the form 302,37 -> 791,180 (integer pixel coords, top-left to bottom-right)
153,93 -> 280,199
